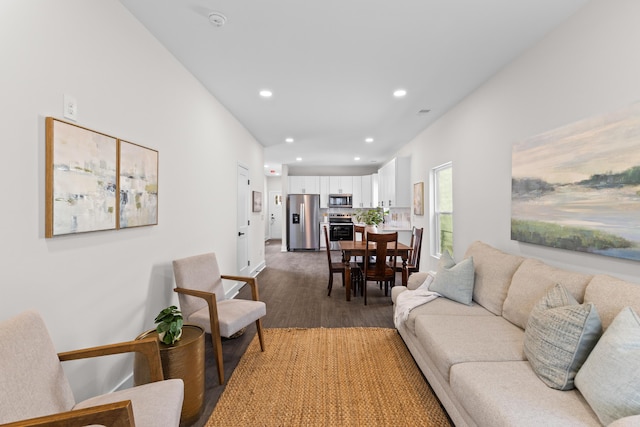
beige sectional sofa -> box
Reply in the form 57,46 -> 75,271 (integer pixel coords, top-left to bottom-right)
392,241 -> 640,427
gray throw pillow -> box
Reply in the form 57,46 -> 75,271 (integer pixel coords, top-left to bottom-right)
524,283 -> 602,390
575,307 -> 640,425
429,252 -> 475,306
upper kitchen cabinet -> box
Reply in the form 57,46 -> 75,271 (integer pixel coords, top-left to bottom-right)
352,174 -> 376,208
289,176 -> 320,194
378,157 -> 411,208
320,176 -> 330,208
329,176 -> 353,194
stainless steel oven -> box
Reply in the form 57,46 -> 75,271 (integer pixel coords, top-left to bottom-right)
328,214 -> 353,250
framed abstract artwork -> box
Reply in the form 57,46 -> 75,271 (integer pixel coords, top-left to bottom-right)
118,140 -> 159,228
413,182 -> 424,216
511,103 -> 640,261
46,117 -> 117,237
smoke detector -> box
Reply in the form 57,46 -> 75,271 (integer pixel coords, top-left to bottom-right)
208,12 -> 227,27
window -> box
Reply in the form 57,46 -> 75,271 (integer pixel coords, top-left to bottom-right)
431,162 -> 453,257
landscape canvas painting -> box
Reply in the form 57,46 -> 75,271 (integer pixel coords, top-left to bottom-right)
46,118 -> 117,237
119,140 -> 158,228
511,103 -> 640,261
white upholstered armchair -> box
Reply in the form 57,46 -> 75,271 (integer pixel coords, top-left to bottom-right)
172,252 -> 266,384
0,310 -> 184,426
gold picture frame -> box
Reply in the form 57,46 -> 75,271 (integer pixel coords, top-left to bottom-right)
413,182 -> 424,216
46,117 -> 118,237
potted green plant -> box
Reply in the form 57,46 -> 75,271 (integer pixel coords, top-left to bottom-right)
354,208 -> 385,226
154,305 -> 183,345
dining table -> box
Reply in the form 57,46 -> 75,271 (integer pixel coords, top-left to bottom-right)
338,240 -> 412,302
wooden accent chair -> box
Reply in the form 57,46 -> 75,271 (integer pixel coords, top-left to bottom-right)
363,232 -> 398,305
0,310 -> 184,427
173,253 -> 266,384
324,225 -> 346,296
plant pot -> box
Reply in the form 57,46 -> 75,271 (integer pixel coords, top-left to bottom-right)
365,225 -> 378,236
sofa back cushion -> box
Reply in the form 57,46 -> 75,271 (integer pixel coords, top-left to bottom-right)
584,275 -> 640,330
502,259 -> 592,329
463,241 -> 524,315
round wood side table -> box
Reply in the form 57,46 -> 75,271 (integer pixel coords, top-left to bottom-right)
134,324 -> 205,426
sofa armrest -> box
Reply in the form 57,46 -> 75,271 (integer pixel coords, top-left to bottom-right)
407,271 -> 437,290
2,400 -> 134,427
58,336 -> 164,383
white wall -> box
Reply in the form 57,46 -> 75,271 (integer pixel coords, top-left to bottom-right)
0,0 -> 264,400
398,0 -> 639,284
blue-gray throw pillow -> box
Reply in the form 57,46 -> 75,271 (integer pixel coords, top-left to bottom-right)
429,252 -> 475,306
575,307 -> 640,425
524,283 -> 602,391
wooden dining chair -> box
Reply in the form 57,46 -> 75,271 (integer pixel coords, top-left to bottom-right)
324,226 -> 346,296
351,225 -> 366,295
363,232 -> 398,305
394,226 -> 424,278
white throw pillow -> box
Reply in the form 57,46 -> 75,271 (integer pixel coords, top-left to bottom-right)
575,307 -> 640,425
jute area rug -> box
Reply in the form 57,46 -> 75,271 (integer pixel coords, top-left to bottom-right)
207,327 -> 452,426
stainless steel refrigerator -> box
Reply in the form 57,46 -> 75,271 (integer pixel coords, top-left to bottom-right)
287,194 -> 320,251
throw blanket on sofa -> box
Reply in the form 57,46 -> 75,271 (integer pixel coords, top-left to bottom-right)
394,288 -> 440,328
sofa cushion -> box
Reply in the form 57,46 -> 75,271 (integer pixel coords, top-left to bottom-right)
584,275 -> 640,330
463,241 -> 525,315
450,361 -> 601,427
399,297 -> 494,335
430,252 -> 475,306
524,284 -> 602,390
414,314 -> 525,382
502,258 -> 593,329
575,307 -> 640,426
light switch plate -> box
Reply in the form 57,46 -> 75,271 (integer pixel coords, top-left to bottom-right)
63,94 -> 78,121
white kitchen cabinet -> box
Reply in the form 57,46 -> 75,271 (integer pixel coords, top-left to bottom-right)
361,174 -> 373,208
352,176 -> 363,208
289,176 -> 320,194
378,157 -> 411,208
320,176 -> 330,208
352,175 -> 375,208
319,222 -> 330,248
329,176 -> 353,194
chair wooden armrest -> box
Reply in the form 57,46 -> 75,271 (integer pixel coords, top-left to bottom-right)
221,274 -> 261,301
173,287 -> 220,333
58,337 -> 164,383
2,400 -> 135,427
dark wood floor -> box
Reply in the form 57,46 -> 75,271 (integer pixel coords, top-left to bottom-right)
188,239 -> 397,427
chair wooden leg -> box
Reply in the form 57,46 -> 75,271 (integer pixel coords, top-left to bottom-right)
256,318 -> 265,351
211,329 -> 225,385
364,280 -> 368,305
328,272 -> 334,296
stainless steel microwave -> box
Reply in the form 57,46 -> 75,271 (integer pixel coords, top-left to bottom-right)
328,194 -> 352,208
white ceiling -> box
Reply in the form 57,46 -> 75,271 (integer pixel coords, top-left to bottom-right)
120,0 -> 590,176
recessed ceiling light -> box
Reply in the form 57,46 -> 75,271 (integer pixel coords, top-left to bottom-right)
296,157 -> 302,161
285,138 -> 294,143
393,89 -> 407,98
259,89 -> 273,98
365,137 -> 374,143
354,157 -> 361,161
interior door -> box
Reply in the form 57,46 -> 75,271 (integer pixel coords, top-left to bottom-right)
268,190 -> 282,240
237,165 -> 250,276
